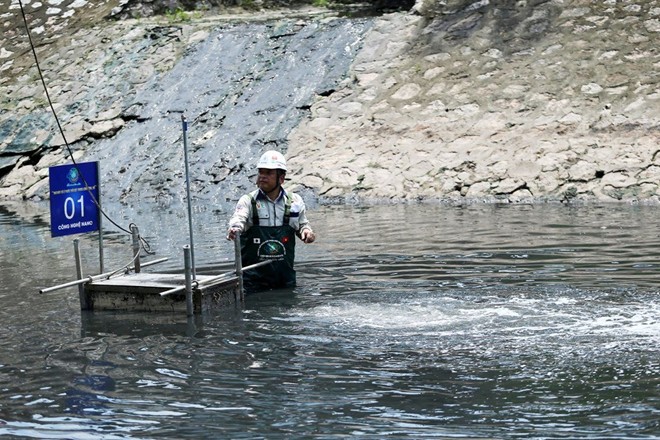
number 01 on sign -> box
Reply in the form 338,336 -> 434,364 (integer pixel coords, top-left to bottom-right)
49,161 -> 101,238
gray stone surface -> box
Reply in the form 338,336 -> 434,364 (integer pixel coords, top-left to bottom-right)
1,0 -> 659,205
287,1 -> 660,204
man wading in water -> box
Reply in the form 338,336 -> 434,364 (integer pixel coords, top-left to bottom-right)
226,151 -> 316,292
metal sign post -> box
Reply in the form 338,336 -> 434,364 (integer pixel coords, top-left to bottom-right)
181,114 -> 196,280
183,245 -> 193,316
96,162 -> 104,273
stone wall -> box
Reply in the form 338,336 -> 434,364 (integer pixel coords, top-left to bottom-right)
287,0 -> 660,203
1,0 -> 659,205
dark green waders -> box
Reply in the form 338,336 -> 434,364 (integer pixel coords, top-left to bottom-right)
239,196 -> 297,293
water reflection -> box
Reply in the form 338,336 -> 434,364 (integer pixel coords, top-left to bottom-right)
0,202 -> 658,438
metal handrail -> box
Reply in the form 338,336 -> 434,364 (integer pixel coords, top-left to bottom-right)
39,257 -> 169,294
159,259 -> 272,297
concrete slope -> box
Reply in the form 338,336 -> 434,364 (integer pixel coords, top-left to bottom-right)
287,0 -> 660,203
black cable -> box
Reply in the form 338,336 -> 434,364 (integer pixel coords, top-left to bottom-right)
17,0 -> 155,255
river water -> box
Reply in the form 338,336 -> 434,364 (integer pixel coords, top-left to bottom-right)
0,202 -> 658,439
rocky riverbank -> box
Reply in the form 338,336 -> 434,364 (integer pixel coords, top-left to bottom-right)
287,0 -> 660,204
1,0 -> 659,205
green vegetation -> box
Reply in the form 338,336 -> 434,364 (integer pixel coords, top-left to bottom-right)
165,7 -> 192,23
313,0 -> 330,7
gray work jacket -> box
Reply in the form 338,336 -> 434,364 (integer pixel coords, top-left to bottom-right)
228,188 -> 312,235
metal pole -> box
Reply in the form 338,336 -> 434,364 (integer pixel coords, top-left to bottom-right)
183,245 -> 194,316
74,239 -> 89,310
40,257 -> 169,294
182,114 -> 196,280
159,260 -> 270,298
97,161 -> 104,273
198,260 -> 270,286
159,285 -> 187,297
130,256 -> 168,270
234,232 -> 244,302
131,224 -> 141,273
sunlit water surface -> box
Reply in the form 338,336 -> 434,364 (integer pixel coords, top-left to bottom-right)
0,203 -> 658,439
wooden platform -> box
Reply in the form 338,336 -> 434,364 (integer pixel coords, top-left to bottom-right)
83,272 -> 240,313
39,234 -> 263,314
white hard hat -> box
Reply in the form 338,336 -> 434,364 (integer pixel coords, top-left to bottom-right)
257,150 -> 287,171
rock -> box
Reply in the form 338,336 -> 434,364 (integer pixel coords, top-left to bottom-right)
88,119 -> 125,138
508,161 -> 541,180
0,156 -> 21,173
2,158 -> 40,190
568,161 -> 597,182
601,172 -> 637,188
391,83 -> 422,100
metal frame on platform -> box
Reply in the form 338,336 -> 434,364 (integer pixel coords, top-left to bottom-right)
39,228 -> 262,316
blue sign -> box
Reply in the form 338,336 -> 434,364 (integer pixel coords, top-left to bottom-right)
49,161 -> 100,238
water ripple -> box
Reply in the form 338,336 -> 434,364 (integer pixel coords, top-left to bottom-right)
1,203 -> 659,438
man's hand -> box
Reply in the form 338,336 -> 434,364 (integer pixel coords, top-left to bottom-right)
300,229 -> 316,244
226,227 -> 241,241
